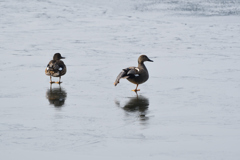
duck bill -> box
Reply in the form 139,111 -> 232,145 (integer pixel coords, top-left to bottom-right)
61,57 -> 65,59
148,59 -> 153,62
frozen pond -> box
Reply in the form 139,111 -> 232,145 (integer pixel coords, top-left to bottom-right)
1,0 -> 240,159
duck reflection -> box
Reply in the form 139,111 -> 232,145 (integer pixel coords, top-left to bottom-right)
46,85 -> 67,107
116,94 -> 150,121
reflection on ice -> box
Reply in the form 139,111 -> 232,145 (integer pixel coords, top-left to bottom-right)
115,94 -> 149,121
46,85 -> 67,107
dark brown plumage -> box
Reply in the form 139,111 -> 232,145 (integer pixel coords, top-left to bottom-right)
45,53 -> 67,84
114,55 -> 153,92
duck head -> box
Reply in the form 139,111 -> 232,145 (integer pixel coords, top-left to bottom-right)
53,53 -> 65,60
138,55 -> 153,64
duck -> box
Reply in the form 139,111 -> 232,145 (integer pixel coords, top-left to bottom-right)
114,55 -> 153,92
45,53 -> 67,84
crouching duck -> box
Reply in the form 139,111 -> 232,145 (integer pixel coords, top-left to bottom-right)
45,53 -> 67,84
114,55 -> 153,92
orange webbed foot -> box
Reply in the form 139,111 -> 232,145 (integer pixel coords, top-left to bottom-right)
55,81 -> 62,84
131,89 -> 140,92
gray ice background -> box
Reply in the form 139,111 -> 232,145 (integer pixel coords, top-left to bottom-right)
0,0 -> 240,159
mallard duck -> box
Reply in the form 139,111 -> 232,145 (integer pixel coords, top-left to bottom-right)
45,53 -> 67,84
114,55 -> 153,92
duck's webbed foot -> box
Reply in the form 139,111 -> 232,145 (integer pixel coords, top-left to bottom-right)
54,77 -> 62,84
132,89 -> 140,92
132,84 -> 140,92
49,76 -> 55,84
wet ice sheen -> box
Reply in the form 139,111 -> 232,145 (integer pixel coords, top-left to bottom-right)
0,0 -> 240,160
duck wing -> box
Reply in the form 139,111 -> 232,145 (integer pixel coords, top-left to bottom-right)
114,67 -> 139,86
46,60 -> 65,73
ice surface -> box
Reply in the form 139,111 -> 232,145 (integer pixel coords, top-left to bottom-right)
0,0 -> 240,159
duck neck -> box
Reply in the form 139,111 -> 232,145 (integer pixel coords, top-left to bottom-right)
138,62 -> 147,70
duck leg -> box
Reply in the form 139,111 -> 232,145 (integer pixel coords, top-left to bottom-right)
132,84 -> 140,92
50,76 -> 55,84
56,76 -> 62,84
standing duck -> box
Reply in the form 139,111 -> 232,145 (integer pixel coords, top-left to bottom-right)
45,53 -> 67,84
114,55 -> 153,92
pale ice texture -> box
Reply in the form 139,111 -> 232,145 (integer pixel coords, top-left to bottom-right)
0,0 -> 240,159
